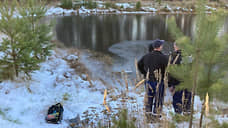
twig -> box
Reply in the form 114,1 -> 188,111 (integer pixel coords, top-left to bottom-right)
182,91 -> 185,114
135,58 -> 140,82
123,71 -> 129,92
134,79 -> 146,89
86,74 -> 93,87
172,54 -> 180,64
155,69 -> 162,113
103,89 -> 110,112
163,56 -> 172,106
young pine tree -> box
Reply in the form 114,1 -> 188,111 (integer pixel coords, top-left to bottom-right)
167,0 -> 228,127
0,0 -> 52,80
111,109 -> 136,128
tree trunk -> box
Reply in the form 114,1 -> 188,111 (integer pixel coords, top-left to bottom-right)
199,101 -> 205,128
189,50 -> 200,128
11,39 -> 18,78
189,91 -> 195,128
12,52 -> 18,77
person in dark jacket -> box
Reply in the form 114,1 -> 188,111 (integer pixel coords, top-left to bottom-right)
138,39 -> 168,116
168,43 -> 192,114
138,42 -> 155,77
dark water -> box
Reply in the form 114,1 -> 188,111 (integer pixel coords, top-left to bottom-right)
55,14 -> 201,53
54,14 -> 228,80
55,14 -> 228,53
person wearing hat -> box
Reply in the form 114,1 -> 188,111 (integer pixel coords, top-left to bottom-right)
168,43 -> 192,114
138,39 -> 168,118
137,42 -> 155,77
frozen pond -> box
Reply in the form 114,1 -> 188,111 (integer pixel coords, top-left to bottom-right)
55,14 -> 196,52
54,14 -> 228,76
55,13 -> 228,54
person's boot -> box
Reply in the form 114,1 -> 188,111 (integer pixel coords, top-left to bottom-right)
145,112 -> 153,123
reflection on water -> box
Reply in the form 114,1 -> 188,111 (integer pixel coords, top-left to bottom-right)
54,14 -> 228,79
55,14 -> 197,52
55,14 -> 228,53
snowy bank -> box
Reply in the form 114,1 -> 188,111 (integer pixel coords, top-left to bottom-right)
0,49 -> 105,128
46,7 -> 76,16
0,3 -> 222,19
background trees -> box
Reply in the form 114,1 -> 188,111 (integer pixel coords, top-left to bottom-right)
168,0 -> 228,127
0,0 -> 53,80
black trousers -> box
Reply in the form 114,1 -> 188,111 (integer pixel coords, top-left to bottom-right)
145,81 -> 164,114
173,89 -> 192,113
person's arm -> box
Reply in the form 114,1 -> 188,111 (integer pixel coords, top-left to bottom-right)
168,43 -> 182,91
171,43 -> 182,64
137,56 -> 146,75
160,54 -> 169,79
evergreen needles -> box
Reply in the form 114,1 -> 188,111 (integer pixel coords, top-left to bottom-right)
167,0 -> 228,127
0,0 -> 53,80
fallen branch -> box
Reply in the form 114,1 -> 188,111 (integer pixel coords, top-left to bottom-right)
103,89 -> 111,112
134,79 -> 146,89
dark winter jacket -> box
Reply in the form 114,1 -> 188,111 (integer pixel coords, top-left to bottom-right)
138,51 -> 169,82
171,50 -> 182,65
168,50 -> 182,87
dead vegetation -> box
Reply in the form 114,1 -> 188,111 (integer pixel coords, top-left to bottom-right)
87,50 -> 113,66
62,48 -> 95,88
50,46 -> 228,128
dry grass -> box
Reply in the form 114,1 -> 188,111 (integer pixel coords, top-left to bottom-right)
62,48 -> 96,88
51,40 -> 66,48
87,50 -> 113,66
103,89 -> 111,112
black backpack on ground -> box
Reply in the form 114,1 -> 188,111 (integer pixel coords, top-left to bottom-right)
45,103 -> 64,124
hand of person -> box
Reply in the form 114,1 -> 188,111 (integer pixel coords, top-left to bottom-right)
169,86 -> 175,95
174,43 -> 179,51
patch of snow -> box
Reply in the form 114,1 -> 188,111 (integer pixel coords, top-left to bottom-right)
0,33 -> 7,59
182,8 -> 189,12
194,96 -> 202,111
0,49 -> 104,128
0,33 -> 7,43
142,7 -> 157,12
216,115 -> 228,124
79,6 -> 91,14
121,11 -> 151,14
95,1 -> 105,4
176,7 -> 181,11
193,96 -> 203,119
97,4 -> 105,9
205,5 -> 216,11
0,52 -> 4,59
65,54 -> 79,61
46,7 -> 76,16
164,5 -> 172,11
81,74 -> 87,80
115,3 -> 134,9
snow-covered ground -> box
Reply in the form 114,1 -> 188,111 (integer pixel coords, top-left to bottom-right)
0,40 -> 228,127
0,40 -> 205,128
115,3 -> 134,9
0,2 -> 228,127
0,1 -> 221,19
0,49 -> 107,128
46,2 -> 222,16
46,7 -> 76,16
44,1 -> 220,16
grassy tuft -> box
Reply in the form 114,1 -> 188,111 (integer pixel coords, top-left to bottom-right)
60,0 -> 73,9
170,112 -> 191,123
135,1 -> 141,11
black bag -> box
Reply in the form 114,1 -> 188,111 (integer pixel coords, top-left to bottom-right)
45,103 -> 64,124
